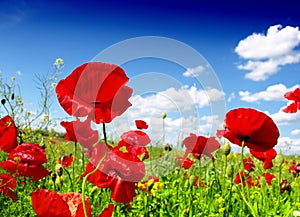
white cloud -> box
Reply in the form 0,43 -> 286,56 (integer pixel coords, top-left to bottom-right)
291,129 -> 300,135
110,86 -> 225,146
270,108 -> 300,126
183,65 -> 206,77
235,25 -> 300,81
276,137 -> 300,154
239,83 -> 299,103
16,70 -> 22,76
227,92 -> 236,103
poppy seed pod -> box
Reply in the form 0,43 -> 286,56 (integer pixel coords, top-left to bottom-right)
1,99 -> 6,105
55,164 -> 64,177
222,142 -> 231,156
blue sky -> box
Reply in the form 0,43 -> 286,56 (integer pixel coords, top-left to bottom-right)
0,0 -> 300,154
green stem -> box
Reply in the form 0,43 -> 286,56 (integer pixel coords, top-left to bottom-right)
64,167 -> 73,191
81,123 -> 108,217
162,118 -> 165,145
73,142 -> 77,179
241,140 -> 245,171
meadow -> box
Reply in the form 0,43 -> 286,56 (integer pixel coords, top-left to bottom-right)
0,60 -> 300,217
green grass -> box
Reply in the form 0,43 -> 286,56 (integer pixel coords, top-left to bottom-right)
1,138 -> 300,217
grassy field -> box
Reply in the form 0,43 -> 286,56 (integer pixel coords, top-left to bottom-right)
1,136 -> 300,217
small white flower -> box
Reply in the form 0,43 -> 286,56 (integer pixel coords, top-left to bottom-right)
293,211 -> 300,217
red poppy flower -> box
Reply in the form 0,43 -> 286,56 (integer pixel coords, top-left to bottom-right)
183,133 -> 220,160
60,119 -> 99,149
280,179 -> 291,193
0,115 -> 18,153
1,143 -> 50,181
175,156 -> 195,169
120,130 -> 151,147
115,140 -> 149,160
56,62 -> 133,123
262,173 -> 275,186
31,189 -> 92,217
82,140 -> 146,203
234,171 -> 254,188
243,157 -> 255,172
0,174 -> 17,202
288,161 -> 300,178
282,88 -> 300,113
220,108 -> 279,152
8,143 -> 47,165
99,204 -> 114,217
58,155 -> 74,168
250,148 -> 277,169
135,120 -> 148,130
1,160 -> 50,181
82,163 -> 138,203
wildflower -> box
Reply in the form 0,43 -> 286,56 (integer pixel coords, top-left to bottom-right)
175,156 -> 195,169
282,88 -> 300,113
99,204 -> 114,217
0,116 -> 18,153
234,171 -> 255,188
58,155 -> 74,168
11,76 -> 16,81
280,179 -> 291,193
262,173 -> 275,186
289,161 -> 300,178
243,157 -> 255,172
82,140 -> 146,203
293,211 -> 300,217
183,133 -> 220,160
250,148 -> 277,169
219,108 -> 279,152
31,189 -> 92,217
60,118 -> 99,149
135,120 -> 148,130
0,174 -> 17,202
0,143 -> 50,181
56,62 -> 132,124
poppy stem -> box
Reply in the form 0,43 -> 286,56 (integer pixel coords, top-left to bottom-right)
81,123 -> 108,217
241,140 -> 245,171
73,142 -> 77,179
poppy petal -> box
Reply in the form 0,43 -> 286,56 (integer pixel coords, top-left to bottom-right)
0,115 -> 18,153
9,143 -> 47,165
31,189 -> 72,217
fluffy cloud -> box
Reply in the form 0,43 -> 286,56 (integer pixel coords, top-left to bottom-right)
270,108 -> 300,126
235,25 -> 300,81
291,129 -> 300,135
110,85 -> 225,145
239,83 -> 299,103
276,137 -> 300,154
183,65 -> 206,77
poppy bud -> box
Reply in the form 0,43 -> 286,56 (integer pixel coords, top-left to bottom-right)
161,112 -> 167,119
55,164 -> 64,176
51,172 -> 57,182
222,142 -> 231,156
164,143 -> 172,151
226,165 -> 234,178
55,176 -> 63,190
10,93 -> 14,100
280,179 -> 291,194
1,99 -> 6,105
